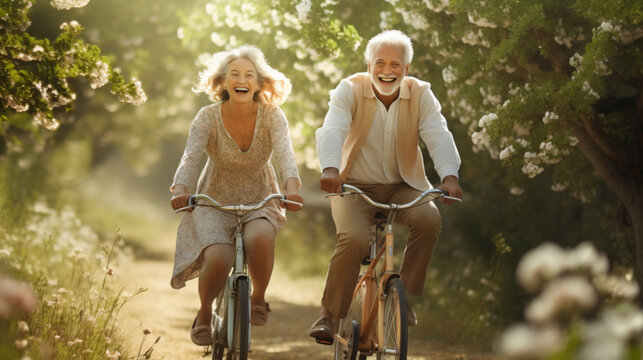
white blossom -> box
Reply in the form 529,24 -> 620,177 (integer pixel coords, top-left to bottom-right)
551,183 -> 568,192
582,81 -> 600,100
295,0 -> 312,23
89,61 -> 109,89
510,187 -> 524,196
442,66 -> 457,84
542,111 -> 559,124
423,0 -> 449,13
50,0 -> 90,10
569,53 -> 583,69
478,113 -> 497,128
568,136 -> 579,146
467,11 -> 496,28
499,145 -> 515,160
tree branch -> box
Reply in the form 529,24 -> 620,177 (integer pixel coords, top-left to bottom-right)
579,113 -> 631,167
569,122 -> 635,208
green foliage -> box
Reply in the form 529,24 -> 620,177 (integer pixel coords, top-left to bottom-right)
0,0 -> 146,156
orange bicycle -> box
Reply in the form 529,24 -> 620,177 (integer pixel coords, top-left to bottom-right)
328,184 -> 460,360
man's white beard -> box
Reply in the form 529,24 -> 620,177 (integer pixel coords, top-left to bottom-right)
370,73 -> 403,96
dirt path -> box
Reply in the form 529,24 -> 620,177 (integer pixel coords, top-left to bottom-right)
118,257 -> 500,360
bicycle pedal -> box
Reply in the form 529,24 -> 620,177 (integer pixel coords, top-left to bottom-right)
315,337 -> 334,346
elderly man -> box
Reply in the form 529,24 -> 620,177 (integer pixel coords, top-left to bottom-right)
309,29 -> 463,343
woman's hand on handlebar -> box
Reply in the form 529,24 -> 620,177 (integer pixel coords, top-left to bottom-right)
171,185 -> 193,212
282,192 -> 304,212
437,176 -> 463,205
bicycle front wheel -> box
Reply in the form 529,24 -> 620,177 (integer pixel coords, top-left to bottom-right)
335,280 -> 364,360
378,278 -> 407,360
230,277 -> 250,360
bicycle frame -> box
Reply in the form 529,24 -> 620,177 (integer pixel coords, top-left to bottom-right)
180,193 -> 302,359
330,184 -> 460,358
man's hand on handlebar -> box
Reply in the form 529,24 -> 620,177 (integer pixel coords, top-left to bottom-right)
437,175 -> 463,205
320,167 -> 343,194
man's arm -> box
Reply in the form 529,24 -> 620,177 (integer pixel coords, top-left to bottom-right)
316,80 -> 354,193
417,88 -> 463,203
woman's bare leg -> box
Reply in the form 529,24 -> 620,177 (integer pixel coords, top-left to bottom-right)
196,243 -> 234,327
244,218 -> 276,307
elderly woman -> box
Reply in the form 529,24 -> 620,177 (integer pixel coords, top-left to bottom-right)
170,45 -> 303,346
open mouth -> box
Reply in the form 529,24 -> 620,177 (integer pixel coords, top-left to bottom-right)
378,76 -> 396,83
234,87 -> 249,93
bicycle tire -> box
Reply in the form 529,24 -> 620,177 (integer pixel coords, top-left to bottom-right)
212,291 -> 225,360
230,277 -> 250,360
335,282 -> 363,360
378,278 -> 407,360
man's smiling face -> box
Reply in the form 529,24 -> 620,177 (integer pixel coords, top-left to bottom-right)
368,43 -> 409,97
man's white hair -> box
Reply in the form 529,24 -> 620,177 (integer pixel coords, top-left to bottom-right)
364,30 -> 414,66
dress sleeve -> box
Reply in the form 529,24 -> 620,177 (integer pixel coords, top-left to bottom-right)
170,107 -> 213,192
269,107 -> 301,189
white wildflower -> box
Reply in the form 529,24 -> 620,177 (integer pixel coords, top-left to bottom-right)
496,323 -> 564,358
525,275 -> 597,324
510,187 -> 524,196
471,130 -> 490,147
516,242 -> 567,293
568,242 -> 609,277
594,275 -> 639,300
568,136 -> 579,146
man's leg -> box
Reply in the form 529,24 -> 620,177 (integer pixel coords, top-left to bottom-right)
388,184 -> 442,295
310,187 -> 374,340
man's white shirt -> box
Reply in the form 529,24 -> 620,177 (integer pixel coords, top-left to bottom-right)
316,78 -> 461,184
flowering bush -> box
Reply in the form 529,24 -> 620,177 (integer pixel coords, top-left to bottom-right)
0,202 -> 146,359
496,242 -> 641,359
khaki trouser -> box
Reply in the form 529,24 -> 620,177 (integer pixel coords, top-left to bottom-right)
321,182 -> 442,319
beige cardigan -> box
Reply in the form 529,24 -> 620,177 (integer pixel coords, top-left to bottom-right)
339,73 -> 432,191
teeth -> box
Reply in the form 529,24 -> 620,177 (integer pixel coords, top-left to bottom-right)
379,77 -> 395,83
234,87 -> 249,92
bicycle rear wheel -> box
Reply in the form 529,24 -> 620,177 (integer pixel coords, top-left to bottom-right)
378,278 -> 407,360
335,281 -> 363,360
229,277 -> 249,360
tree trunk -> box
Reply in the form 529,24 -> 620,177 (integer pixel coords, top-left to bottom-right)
570,123 -> 643,300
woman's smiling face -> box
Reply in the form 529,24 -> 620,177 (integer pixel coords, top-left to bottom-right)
368,42 -> 409,97
224,58 -> 259,102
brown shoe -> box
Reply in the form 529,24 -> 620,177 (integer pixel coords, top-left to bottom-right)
251,302 -> 271,326
309,316 -> 335,345
190,317 -> 212,346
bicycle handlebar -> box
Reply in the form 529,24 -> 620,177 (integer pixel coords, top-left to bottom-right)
325,184 -> 461,210
175,193 -> 302,213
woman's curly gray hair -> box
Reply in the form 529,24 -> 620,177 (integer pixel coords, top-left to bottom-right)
194,45 -> 292,107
